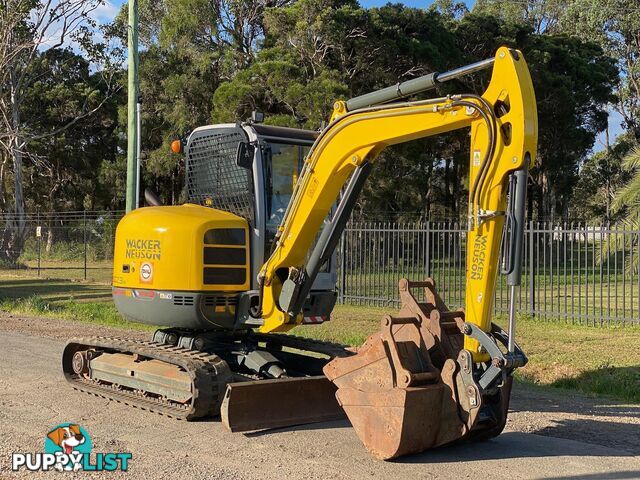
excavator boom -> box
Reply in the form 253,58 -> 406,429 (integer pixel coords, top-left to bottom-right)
258,47 -> 537,348
254,46 -> 537,458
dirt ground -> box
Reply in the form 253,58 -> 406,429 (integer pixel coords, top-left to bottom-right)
1,312 -> 639,479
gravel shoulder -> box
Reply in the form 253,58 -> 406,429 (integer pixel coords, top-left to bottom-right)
1,311 -> 639,479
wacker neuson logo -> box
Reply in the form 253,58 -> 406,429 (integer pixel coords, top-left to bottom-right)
11,423 -> 132,472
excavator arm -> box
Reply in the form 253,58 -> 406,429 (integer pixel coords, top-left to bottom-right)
258,47 -> 537,360
251,46 -> 537,460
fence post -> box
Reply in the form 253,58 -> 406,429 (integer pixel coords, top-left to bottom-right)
83,210 -> 87,281
37,208 -> 41,277
529,220 -> 535,318
425,220 -> 431,278
339,230 -> 346,303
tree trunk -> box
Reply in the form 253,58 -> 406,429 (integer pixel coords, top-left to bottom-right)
451,157 -> 461,219
549,186 -> 556,223
0,76 -> 27,263
532,168 -> 544,222
423,159 -> 434,220
0,153 -> 6,211
46,225 -> 54,253
0,146 -> 27,263
444,157 -> 451,215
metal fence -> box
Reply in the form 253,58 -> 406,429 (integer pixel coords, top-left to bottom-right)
0,211 -> 122,283
338,221 -> 640,325
1,211 -> 639,325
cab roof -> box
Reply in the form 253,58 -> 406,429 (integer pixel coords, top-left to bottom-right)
251,124 -> 318,143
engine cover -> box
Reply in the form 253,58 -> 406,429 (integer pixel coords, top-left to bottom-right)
111,204 -> 250,330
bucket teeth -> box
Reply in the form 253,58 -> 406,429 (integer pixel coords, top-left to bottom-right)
324,278 -> 510,460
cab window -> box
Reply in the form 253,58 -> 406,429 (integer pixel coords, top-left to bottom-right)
263,142 -> 310,251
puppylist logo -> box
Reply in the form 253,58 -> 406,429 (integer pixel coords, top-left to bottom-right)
11,423 -> 132,472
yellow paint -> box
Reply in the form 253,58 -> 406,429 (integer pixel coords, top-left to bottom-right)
259,46 -> 538,364
113,204 -> 250,292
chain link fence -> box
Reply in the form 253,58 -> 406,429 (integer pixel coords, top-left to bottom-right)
1,211 -> 639,325
0,211 -> 122,283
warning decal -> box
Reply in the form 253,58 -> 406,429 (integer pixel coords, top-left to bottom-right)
473,150 -> 482,167
140,262 -> 153,284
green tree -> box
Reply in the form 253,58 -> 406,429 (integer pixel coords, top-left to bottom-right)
0,0 -> 120,262
570,138 -> 633,221
111,0 -> 294,205
561,0 -> 640,141
213,1 -> 471,219
596,139 -> 640,273
97,0 -> 622,223
21,49 -> 121,212
450,14 -> 618,220
612,145 -> 640,219
473,0 -> 568,33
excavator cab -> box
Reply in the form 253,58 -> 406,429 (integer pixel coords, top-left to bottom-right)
185,123 -> 336,288
111,122 -> 337,331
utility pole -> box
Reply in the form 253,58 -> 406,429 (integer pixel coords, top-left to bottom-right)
135,96 -> 142,209
126,0 -> 139,213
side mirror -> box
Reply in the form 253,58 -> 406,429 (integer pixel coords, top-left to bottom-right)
236,142 -> 255,169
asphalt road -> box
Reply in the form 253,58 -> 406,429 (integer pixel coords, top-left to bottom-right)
1,329 -> 639,479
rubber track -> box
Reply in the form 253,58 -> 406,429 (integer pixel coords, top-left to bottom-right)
62,336 -> 232,420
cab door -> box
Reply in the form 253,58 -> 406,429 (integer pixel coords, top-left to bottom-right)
251,129 -> 337,293
185,124 -> 260,288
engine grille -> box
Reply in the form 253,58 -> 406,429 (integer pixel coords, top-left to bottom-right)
173,295 -> 195,306
186,129 -> 254,222
203,296 -> 238,308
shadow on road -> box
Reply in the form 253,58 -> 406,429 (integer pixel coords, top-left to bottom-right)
244,418 -> 352,437
510,382 -> 640,418
395,432 -> 636,464
542,472 -> 640,480
533,418 -> 640,455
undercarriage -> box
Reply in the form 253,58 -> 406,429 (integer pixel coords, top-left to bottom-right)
62,278 -> 525,459
63,329 -> 352,427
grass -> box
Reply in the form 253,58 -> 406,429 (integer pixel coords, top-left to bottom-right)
3,258 -> 639,320
0,275 -> 638,403
0,277 -> 152,331
342,270 -> 640,321
0,295 -> 154,331
291,305 -> 640,403
0,260 -> 113,283
0,277 -> 112,302
511,318 -> 640,402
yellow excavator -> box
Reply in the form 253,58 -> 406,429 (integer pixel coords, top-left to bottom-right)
63,46 -> 537,460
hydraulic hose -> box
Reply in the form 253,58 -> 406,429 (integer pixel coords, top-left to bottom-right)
460,94 -> 498,222
449,97 -> 497,225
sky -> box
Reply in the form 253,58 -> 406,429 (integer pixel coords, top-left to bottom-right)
106,0 -> 471,11
93,1 -> 121,23
360,0 -> 444,8
361,0 -> 472,6
101,0 -> 622,151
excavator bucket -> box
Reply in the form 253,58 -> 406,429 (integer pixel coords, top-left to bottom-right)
324,279 -> 511,460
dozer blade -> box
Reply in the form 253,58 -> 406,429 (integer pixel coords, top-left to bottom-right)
221,376 -> 346,432
324,279 -> 511,460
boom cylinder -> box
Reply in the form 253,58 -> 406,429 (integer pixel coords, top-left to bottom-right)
345,57 -> 495,111
505,157 -> 530,353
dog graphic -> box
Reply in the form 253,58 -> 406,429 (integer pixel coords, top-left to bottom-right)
47,424 -> 85,471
